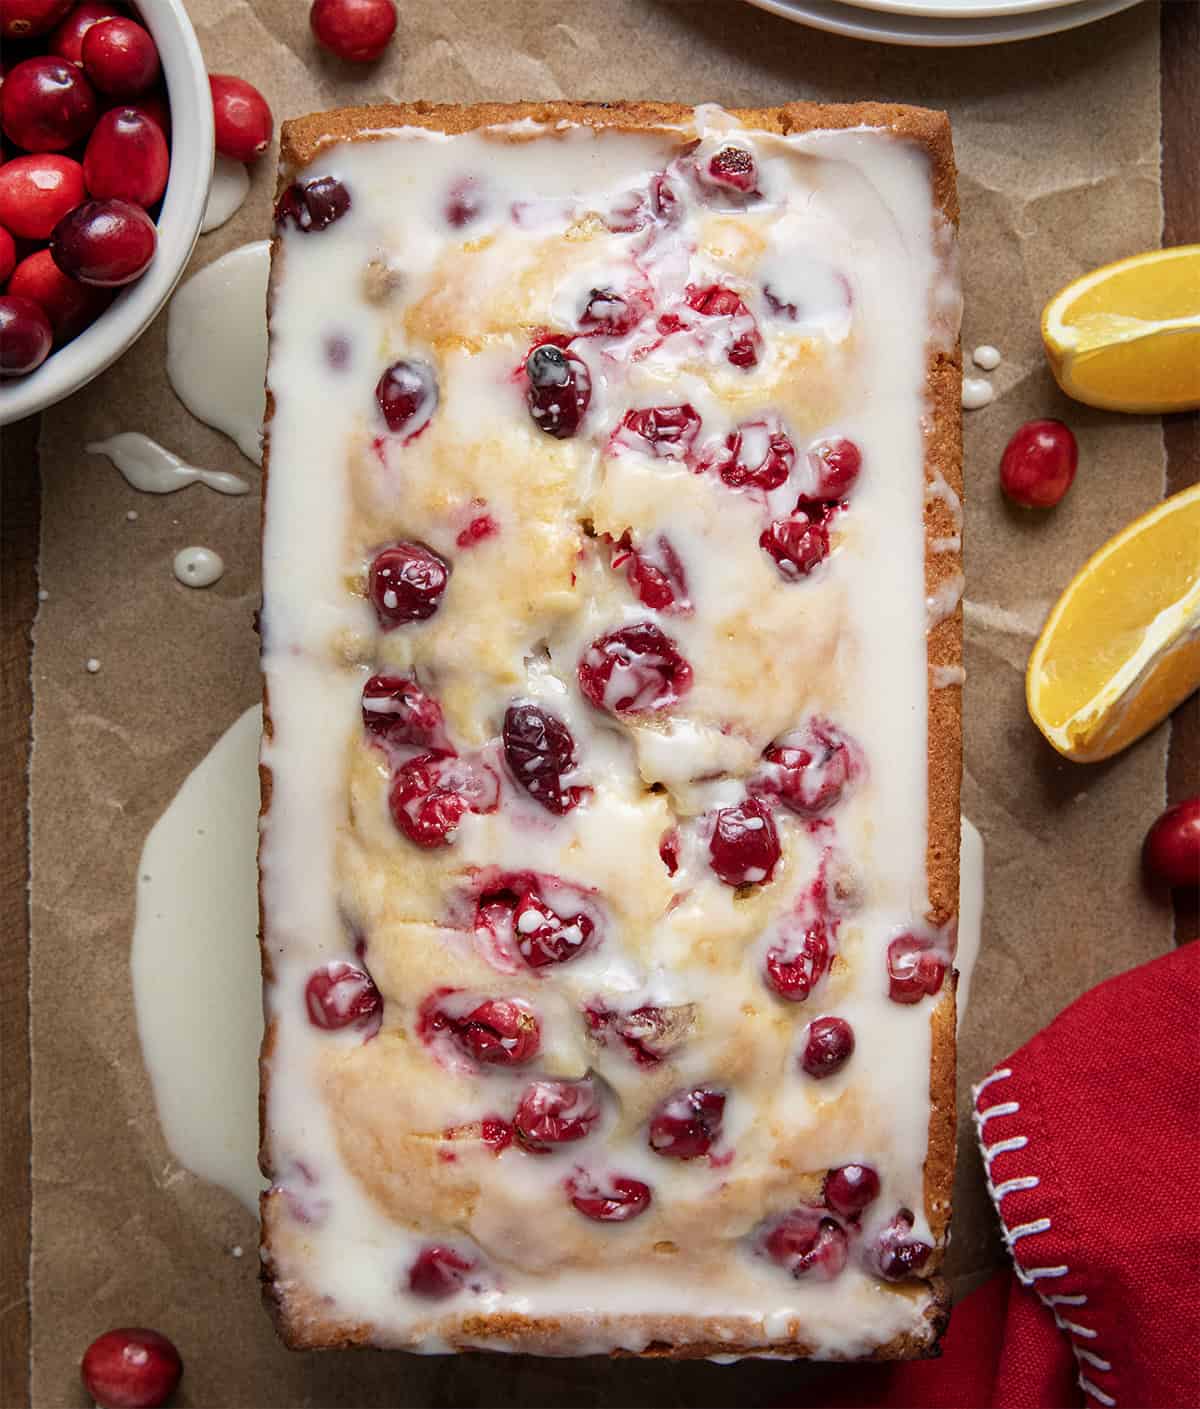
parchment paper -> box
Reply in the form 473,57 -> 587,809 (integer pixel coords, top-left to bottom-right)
29,2 -> 1174,1404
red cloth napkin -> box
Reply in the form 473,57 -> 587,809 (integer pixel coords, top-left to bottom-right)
783,942 -> 1200,1409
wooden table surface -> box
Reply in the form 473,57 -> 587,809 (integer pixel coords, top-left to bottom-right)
2,7 -> 1196,1403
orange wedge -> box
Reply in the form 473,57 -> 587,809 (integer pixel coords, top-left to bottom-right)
1041,245 -> 1200,413
1026,486 -> 1200,763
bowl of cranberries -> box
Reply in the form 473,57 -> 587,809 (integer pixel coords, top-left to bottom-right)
0,0 -> 213,423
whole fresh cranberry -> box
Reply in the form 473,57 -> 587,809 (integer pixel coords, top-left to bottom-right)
208,73 -> 273,162
707,419 -> 794,491
80,1326 -> 182,1409
2,1 -> 73,41
578,283 -> 649,337
524,341 -> 591,438
824,1163 -> 880,1219
122,92 -> 169,138
503,701 -> 585,815
647,1086 -> 725,1159
422,991 -> 541,1066
764,923 -> 829,1003
388,752 -> 498,848
49,3 -> 123,65
751,718 -> 857,817
800,1015 -> 855,1078
1,56 -> 97,152
83,107 -> 168,207
684,283 -> 761,368
1142,797 -> 1200,889
759,508 -> 830,579
808,436 -> 862,499
0,294 -> 52,375
567,1171 -> 652,1222
999,418 -> 1078,509
310,0 -> 397,62
761,1207 -> 848,1281
886,933 -> 947,1004
513,1078 -> 600,1153
375,357 -> 437,438
50,196 -> 154,285
361,673 -> 449,752
7,247 -> 109,340
367,541 -> 449,626
275,174 -> 350,232
614,403 -> 701,460
708,797 -> 780,887
871,1208 -> 932,1281
305,960 -> 382,1031
80,17 -> 158,97
609,532 -> 690,613
700,144 -> 759,196
577,622 -> 692,715
0,153 -> 84,239
584,1001 -> 691,1066
408,1245 -> 475,1298
0,227 -> 14,285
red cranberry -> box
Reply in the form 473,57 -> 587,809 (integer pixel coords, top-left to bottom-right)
7,247 -> 108,339
708,797 -> 780,887
1000,418 -> 1078,509
503,701 -> 585,815
759,508 -> 830,579
707,420 -> 794,491
121,92 -> 169,138
375,357 -> 437,438
471,872 -> 599,969
274,174 -> 350,231
0,294 -> 52,375
0,153 -> 84,239
648,1086 -> 725,1159
762,1207 -> 848,1281
525,341 -> 591,438
49,3 -> 123,65
650,171 -> 680,222
825,1163 -> 880,1219
310,0 -> 396,62
578,283 -> 649,337
305,960 -> 382,1031
208,73 -> 272,162
808,437 -> 862,500
1143,796 -> 1200,889
408,1245 -> 476,1298
886,933 -> 947,1004
80,17 -> 157,97
2,1 -> 73,42
480,1115 -> 512,1154
801,1016 -> 854,1078
585,1002 -> 688,1066
50,196 -> 154,285
578,622 -> 692,715
456,512 -> 498,548
80,1327 -> 182,1409
684,283 -> 761,368
659,828 -> 680,876
388,752 -> 498,848
871,1208 -> 932,1281
444,175 -> 482,227
83,107 -> 168,207
511,888 -> 594,967
567,1171 -> 652,1222
0,227 -> 14,285
361,673 -> 449,752
765,923 -> 829,1003
1,56 -> 97,152
422,991 -> 541,1066
368,541 -> 449,626
614,403 -> 701,460
752,719 -> 857,816
513,1078 -> 600,1153
610,532 -> 690,612
701,144 -> 759,196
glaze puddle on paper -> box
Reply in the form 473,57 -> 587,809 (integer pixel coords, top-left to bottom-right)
202,155 -> 251,234
130,710 -> 986,1214
88,432 -> 250,496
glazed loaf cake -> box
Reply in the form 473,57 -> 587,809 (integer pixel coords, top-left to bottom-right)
258,100 -> 963,1360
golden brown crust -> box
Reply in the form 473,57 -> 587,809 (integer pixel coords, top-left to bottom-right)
260,99 -> 961,1360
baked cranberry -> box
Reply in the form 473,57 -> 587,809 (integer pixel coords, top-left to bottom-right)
388,752 -> 498,848
825,1163 -> 880,1219
648,1086 -> 725,1160
445,175 -> 482,227
871,1208 -> 932,1281
7,247 -> 108,340
613,403 -> 701,460
808,436 -> 862,500
0,228 -> 14,285
1000,418 -> 1077,509
49,3 -> 122,65
50,196 -> 154,285
480,1115 -> 512,1153
801,1015 -> 854,1079
375,357 -> 437,438
80,1327 -> 182,1409
305,960 -> 382,1031
80,17 -> 158,97
578,622 -> 692,715
0,153 -> 84,239
659,828 -> 680,876
585,1002 -> 691,1066
1,56 -> 97,152
684,283 -> 761,368
578,283 -> 649,337
511,888 -> 594,967
610,532 -> 690,612
83,107 -> 168,207
701,144 -> 758,196
567,1171 -> 652,1223
708,797 -> 780,887
0,294 -> 52,375
650,171 -> 680,222
762,1207 -> 848,1281
422,991 -> 541,1066
759,508 -> 830,579
275,174 -> 350,231
503,701 -> 585,816
408,1245 -> 476,1298
2,1 -> 73,42
513,1079 -> 600,1153
1143,796 -> 1200,889
764,923 -> 829,1003
473,873 -> 598,969
525,341 -> 591,438
368,541 -> 449,626
456,513 -> 498,548
886,933 -> 947,1004
706,420 -> 794,491
751,718 -> 858,816
310,0 -> 396,62
209,73 -> 272,162
360,673 -> 449,752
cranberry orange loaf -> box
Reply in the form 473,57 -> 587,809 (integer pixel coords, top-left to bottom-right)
259,100 -> 963,1360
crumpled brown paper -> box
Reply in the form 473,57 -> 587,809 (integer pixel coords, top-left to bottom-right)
29,1 -> 1174,1403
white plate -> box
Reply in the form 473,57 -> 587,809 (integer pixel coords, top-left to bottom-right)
745,0 -> 1145,45
834,0 -> 1097,17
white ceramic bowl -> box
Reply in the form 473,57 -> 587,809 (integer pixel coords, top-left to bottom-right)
0,0 -> 213,426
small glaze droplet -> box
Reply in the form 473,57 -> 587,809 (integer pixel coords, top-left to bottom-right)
86,658 -> 101,674
37,589 -> 49,602
961,376 -> 994,410
972,344 -> 1001,371
126,510 -> 139,522
88,433 -> 250,496
173,546 -> 225,589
